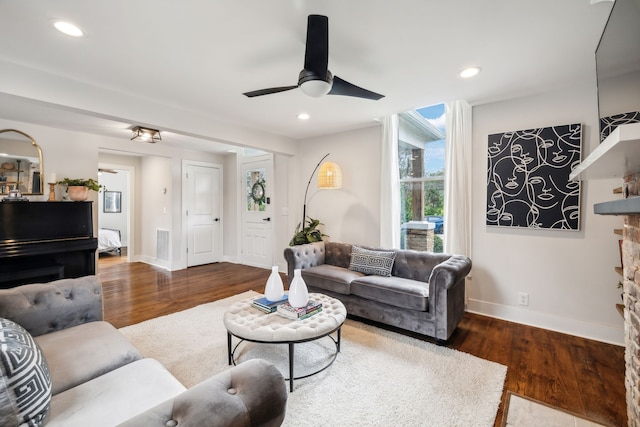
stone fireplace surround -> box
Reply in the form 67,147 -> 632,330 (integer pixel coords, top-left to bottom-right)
570,122 -> 640,426
622,173 -> 640,426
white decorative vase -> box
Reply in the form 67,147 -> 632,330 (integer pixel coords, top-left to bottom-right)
288,269 -> 309,308
264,266 -> 285,302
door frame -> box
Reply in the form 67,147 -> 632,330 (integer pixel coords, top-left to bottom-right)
97,162 -> 135,263
182,159 -> 223,268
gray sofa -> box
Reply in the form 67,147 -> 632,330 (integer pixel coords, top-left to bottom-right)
0,276 -> 287,427
284,241 -> 472,342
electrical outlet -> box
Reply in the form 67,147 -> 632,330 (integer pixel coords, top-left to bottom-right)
518,292 -> 529,306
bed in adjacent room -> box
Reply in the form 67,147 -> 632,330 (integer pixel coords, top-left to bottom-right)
98,228 -> 122,254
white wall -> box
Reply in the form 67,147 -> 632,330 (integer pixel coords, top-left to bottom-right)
470,81 -> 624,345
223,153 -> 239,263
273,153 -> 291,270
138,156 -> 173,268
296,125 -> 383,248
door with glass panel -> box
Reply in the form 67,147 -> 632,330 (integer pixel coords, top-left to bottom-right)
241,156 -> 273,268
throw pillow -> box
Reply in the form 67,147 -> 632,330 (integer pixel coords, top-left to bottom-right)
0,318 -> 52,427
349,246 -> 396,277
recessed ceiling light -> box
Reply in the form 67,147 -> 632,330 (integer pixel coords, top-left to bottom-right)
458,67 -> 481,79
52,20 -> 84,37
297,113 -> 310,120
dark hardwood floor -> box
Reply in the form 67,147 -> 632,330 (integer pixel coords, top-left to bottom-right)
98,255 -> 627,427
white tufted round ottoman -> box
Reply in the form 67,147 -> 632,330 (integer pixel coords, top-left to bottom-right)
224,293 -> 346,392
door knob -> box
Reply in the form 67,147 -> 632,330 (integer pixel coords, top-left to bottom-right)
263,217 -> 271,222
214,218 -> 220,222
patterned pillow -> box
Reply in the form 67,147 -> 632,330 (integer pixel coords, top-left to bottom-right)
0,318 -> 51,427
349,246 -> 397,277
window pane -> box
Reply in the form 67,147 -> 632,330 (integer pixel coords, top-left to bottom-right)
398,104 -> 446,253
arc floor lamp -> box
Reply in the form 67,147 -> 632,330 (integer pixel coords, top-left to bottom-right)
302,153 -> 343,224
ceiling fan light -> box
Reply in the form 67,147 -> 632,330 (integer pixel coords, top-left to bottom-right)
300,80 -> 332,97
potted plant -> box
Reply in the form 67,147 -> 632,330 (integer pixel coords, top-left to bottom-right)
289,216 -> 327,246
57,178 -> 104,201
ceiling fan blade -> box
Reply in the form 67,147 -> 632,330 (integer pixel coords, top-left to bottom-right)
304,15 -> 329,78
243,85 -> 298,98
328,76 -> 385,100
98,168 -> 118,174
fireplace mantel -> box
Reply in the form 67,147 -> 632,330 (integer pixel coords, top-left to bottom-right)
570,123 -> 640,215
570,122 -> 640,181
594,197 -> 640,215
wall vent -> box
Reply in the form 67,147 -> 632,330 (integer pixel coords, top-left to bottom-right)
156,229 -> 170,261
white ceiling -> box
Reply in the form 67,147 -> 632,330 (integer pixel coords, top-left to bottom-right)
0,0 -> 614,153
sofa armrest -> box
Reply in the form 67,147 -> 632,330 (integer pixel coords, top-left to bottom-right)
428,255 -> 472,342
428,255 -> 472,291
118,359 -> 288,427
283,241 -> 325,284
0,275 -> 103,337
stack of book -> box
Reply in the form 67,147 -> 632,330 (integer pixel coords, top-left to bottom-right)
251,295 -> 288,314
277,300 -> 323,320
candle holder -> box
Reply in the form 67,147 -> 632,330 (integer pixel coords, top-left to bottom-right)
48,182 -> 56,201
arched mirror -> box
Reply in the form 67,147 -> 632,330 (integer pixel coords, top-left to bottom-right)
0,129 -> 44,195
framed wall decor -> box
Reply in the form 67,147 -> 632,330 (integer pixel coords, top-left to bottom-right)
486,123 -> 582,230
103,191 -> 122,213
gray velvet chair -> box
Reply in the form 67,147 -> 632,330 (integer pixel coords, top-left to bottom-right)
0,276 -> 287,427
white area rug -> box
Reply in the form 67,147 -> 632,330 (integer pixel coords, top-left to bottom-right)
120,291 -> 507,426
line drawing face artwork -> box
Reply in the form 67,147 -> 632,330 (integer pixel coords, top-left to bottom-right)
486,123 -> 582,230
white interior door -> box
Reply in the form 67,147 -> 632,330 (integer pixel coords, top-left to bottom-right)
241,157 -> 273,267
186,163 -> 222,267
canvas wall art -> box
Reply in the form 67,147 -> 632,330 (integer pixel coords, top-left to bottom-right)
486,123 -> 582,230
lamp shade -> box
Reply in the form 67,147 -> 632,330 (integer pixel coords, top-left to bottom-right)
317,161 -> 342,189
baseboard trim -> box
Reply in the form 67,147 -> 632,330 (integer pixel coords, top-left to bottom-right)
466,299 -> 624,346
136,255 -> 171,271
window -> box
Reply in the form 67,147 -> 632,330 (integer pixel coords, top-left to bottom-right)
398,104 -> 446,252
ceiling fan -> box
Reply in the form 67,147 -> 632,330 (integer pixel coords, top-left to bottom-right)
243,15 -> 384,101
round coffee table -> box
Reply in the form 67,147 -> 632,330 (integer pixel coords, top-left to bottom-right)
223,292 -> 347,392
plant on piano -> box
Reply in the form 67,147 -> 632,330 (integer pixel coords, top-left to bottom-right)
57,178 -> 105,192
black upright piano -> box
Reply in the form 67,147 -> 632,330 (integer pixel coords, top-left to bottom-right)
0,201 -> 98,288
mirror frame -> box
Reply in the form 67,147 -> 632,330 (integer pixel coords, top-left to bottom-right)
0,129 -> 44,195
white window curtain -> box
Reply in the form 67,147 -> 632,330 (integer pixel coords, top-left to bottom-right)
444,100 -> 472,257
380,114 -> 401,248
